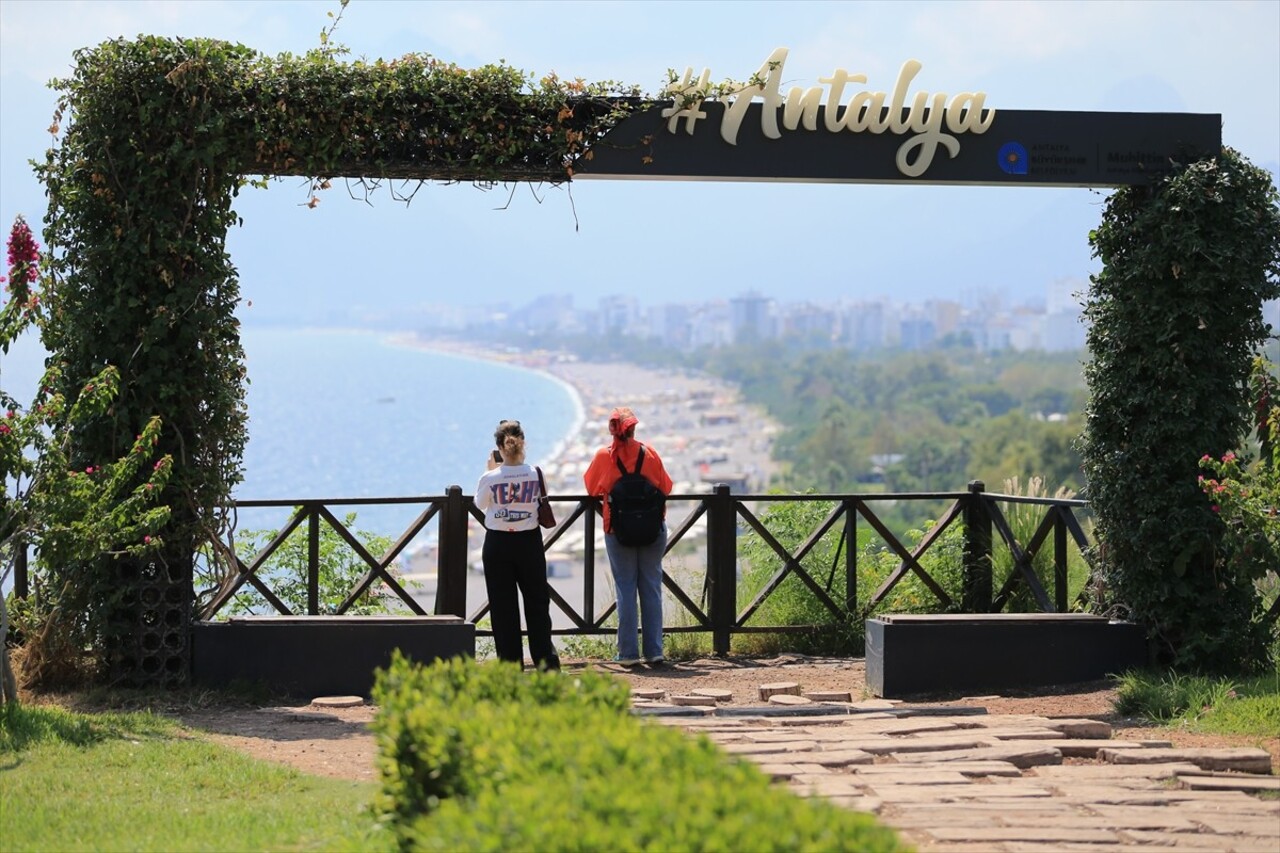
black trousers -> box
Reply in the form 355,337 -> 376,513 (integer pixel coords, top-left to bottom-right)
482,528 -> 560,670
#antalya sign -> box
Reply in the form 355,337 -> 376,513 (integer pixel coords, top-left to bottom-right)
660,48 -> 995,178
573,48 -> 1221,188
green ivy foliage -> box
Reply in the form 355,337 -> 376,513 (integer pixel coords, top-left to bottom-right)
29,34 -> 645,684
1079,148 -> 1280,673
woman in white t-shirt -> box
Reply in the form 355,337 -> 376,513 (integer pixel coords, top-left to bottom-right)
474,419 -> 560,670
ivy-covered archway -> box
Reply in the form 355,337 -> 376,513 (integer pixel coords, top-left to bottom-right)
30,35 -> 645,686
20,35 -> 1280,685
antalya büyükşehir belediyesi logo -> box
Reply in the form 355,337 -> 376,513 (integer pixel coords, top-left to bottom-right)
998,141 -> 1028,175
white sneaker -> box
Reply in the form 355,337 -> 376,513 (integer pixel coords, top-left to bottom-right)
614,656 -> 642,667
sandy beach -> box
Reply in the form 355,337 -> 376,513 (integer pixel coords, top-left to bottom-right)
393,337 -> 784,631
401,337 -> 782,497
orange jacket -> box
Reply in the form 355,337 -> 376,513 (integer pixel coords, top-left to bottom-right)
582,440 -> 673,533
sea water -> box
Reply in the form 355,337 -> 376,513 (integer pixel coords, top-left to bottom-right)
1,326 -> 580,544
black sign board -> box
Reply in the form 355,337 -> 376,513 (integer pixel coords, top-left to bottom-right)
574,103 -> 1221,187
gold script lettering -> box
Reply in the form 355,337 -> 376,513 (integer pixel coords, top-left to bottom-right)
664,48 -> 996,178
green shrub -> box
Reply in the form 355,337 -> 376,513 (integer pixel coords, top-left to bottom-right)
370,655 -> 902,852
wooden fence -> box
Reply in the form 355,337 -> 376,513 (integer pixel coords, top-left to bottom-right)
192,480 -> 1104,655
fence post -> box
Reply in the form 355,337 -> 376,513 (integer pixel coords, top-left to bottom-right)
307,507 -> 320,615
962,480 -> 992,612
435,486 -> 470,618
15,538 -> 28,600
1054,509 -> 1068,612
843,500 -> 857,614
707,484 -> 737,656
582,500 -> 596,625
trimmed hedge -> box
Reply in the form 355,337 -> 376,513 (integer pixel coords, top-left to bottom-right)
371,655 -> 903,852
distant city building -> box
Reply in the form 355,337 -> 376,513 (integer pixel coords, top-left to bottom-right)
433,279 -> 1107,355
730,291 -> 774,343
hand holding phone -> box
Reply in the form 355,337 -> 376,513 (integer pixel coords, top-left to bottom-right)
492,450 -> 503,463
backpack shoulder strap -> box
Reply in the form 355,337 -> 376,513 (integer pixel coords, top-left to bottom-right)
614,445 -> 647,477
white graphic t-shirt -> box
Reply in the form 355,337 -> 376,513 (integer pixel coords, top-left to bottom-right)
475,463 -> 542,532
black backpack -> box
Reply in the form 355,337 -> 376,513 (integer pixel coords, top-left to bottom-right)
608,445 -> 666,546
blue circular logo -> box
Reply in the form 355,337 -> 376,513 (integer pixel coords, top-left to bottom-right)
998,142 -> 1029,175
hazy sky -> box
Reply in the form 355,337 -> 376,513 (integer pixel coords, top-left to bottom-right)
1,0 -> 1277,326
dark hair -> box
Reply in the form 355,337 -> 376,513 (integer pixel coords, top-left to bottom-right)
495,419 -> 524,448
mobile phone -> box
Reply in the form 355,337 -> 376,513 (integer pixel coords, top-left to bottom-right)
492,450 -> 503,463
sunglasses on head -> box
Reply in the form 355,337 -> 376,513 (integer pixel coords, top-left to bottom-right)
500,419 -> 520,427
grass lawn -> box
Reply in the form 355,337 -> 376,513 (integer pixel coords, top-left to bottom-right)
0,703 -> 386,852
1114,668 -> 1280,741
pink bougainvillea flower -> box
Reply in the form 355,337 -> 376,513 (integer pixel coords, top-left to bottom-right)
1222,451 -> 1236,463
85,466 -> 94,474
144,535 -> 152,545
0,424 -> 10,435
1211,505 -> 1220,513
1200,454 -> 1212,463
6,216 -> 40,282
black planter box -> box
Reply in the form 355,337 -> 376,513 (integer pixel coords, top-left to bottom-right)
192,615 -> 475,698
865,613 -> 1147,699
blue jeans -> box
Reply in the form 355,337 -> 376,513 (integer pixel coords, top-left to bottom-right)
604,524 -> 667,661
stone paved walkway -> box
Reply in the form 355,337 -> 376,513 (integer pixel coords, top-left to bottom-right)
633,692 -> 1280,852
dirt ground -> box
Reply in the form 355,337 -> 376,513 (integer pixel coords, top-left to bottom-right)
163,654 -> 1280,782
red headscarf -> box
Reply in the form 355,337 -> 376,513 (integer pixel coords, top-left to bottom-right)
607,407 -> 639,460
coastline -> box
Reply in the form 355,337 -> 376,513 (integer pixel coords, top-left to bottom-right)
392,334 -> 781,497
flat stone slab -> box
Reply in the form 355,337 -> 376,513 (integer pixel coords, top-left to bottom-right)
758,682 -> 801,700
840,717 -> 964,736
934,760 -> 1026,777
670,694 -> 718,707
1032,762 -> 1202,780
1122,829 -> 1279,850
1177,772 -> 1280,792
768,693 -> 813,706
310,695 -> 364,708
892,744 -> 1064,768
1190,813 -> 1280,836
631,688 -> 666,700
804,690 -> 853,702
739,729 -> 848,743
1099,746 -> 1273,774
783,749 -> 875,767
1034,738 -> 1173,758
847,769 -> 974,785
1042,718 -> 1113,739
848,735 -> 994,755
631,705 -> 711,717
928,826 -> 1122,843
1083,805 -> 1207,831
691,688 -> 733,702
719,742 -> 803,756
870,783 -> 1056,802
715,705 -> 851,718
1057,787 -> 1263,806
